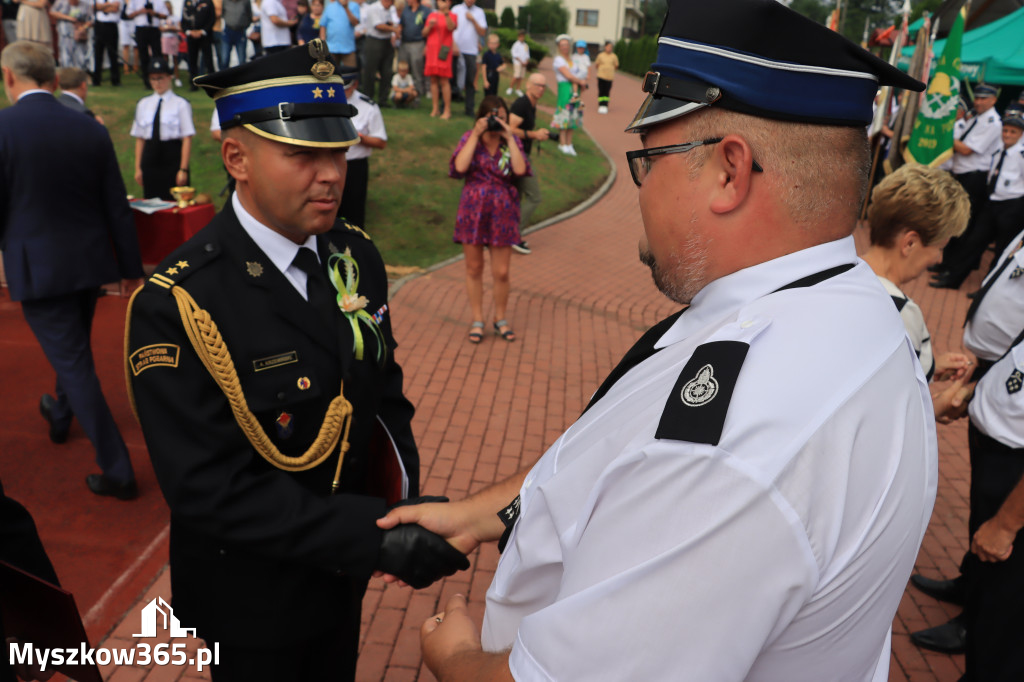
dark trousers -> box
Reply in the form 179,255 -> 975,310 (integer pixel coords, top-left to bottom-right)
20,289 -> 134,484
944,197 -> 1024,287
92,21 -> 121,85
187,34 -> 214,85
961,423 -> 1024,681
462,53 -> 477,115
361,36 -> 393,104
135,25 -> 162,85
597,77 -> 612,106
940,170 -> 990,272
339,156 -> 368,230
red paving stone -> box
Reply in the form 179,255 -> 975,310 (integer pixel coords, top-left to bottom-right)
70,61 -> 974,681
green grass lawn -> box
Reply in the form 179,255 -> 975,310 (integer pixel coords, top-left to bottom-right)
12,68 -> 610,269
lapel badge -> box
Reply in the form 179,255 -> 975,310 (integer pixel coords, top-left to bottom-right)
1010,266 -> 1023,280
1007,369 -> 1023,394
681,364 -> 718,407
276,412 -> 294,439
308,39 -> 335,79
297,377 -> 311,390
246,261 -> 264,278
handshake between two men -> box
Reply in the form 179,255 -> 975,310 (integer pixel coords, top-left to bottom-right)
374,496 -> 472,589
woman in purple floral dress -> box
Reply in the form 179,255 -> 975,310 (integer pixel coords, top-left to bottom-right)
450,95 -> 530,343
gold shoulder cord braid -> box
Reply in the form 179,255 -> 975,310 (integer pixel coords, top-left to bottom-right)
125,285 -> 354,493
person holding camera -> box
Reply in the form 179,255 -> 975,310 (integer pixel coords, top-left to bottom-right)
449,95 -> 529,344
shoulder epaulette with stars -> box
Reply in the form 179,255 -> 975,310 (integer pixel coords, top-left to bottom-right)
145,240 -> 221,293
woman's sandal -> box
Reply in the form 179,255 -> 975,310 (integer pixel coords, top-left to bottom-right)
493,319 -> 516,342
468,321 -> 485,344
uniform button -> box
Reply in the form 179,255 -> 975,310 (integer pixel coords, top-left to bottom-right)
204,243 -> 215,253
741,320 -> 754,328
219,549 -> 227,556
277,392 -> 287,401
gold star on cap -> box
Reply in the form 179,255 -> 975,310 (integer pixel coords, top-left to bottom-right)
313,87 -> 324,99
176,260 -> 189,269
327,87 -> 336,98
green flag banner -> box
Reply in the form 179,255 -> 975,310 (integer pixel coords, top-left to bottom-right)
904,10 -> 964,166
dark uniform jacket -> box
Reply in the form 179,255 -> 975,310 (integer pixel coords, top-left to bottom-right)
126,203 -> 419,645
181,0 -> 214,33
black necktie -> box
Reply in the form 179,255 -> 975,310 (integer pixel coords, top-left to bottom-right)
152,97 -> 162,141
291,247 -> 336,329
988,149 -> 1007,195
964,237 -> 1024,326
959,118 -> 978,141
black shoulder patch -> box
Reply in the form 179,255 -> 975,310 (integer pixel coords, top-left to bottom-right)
144,241 -> 221,294
655,340 -> 749,446
890,294 -> 909,312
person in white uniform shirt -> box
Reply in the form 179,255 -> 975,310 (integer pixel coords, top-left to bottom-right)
339,69 -> 386,231
259,0 -> 296,54
933,84 -> 1004,288
130,56 -> 195,199
377,1 -> 936,680
449,0 -> 484,116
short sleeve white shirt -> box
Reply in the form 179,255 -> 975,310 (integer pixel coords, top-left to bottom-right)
989,140 -> 1024,201
969,338 -> 1024,448
450,2 -> 484,55
95,0 -> 122,23
963,229 -> 1024,361
129,91 -> 196,140
510,39 -> 529,65
482,238 -> 937,682
552,54 -> 569,83
346,91 -> 386,161
878,276 -> 934,380
260,0 -> 292,48
361,1 -> 393,40
955,109 -> 1003,173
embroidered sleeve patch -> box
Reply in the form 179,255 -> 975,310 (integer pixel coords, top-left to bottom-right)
655,340 -> 750,446
130,344 -> 181,375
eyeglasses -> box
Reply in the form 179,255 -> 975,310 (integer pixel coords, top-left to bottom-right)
625,137 -> 764,187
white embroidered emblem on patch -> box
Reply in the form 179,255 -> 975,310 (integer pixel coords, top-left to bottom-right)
681,364 -> 718,407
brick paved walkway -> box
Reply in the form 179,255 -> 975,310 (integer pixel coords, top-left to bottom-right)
97,62 -> 979,681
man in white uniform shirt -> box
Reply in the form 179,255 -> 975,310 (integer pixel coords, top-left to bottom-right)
933,84 -> 1004,289
377,1 -> 937,680
339,70 -> 386,231
450,0 -> 484,116
359,0 -> 399,104
259,0 -> 296,54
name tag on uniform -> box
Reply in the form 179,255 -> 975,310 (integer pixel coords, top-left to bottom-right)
252,351 -> 298,372
130,344 -> 181,375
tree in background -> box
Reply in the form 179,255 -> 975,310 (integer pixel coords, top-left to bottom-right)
500,7 -> 517,29
788,0 -> 829,25
517,0 -> 569,34
642,0 -> 667,35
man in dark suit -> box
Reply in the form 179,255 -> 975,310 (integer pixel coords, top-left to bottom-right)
181,0 -> 214,90
126,41 -> 467,680
56,66 -> 103,123
0,41 -> 144,500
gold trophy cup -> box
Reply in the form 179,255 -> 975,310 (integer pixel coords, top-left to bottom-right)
170,186 -> 196,210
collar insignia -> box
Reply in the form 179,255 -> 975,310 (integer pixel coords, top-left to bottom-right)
246,261 -> 264,277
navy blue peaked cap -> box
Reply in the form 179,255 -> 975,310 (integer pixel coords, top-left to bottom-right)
973,84 -> 998,97
1004,112 -> 1024,129
627,0 -> 925,132
195,40 -> 358,148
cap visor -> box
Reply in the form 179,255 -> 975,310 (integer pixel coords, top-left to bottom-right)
625,94 -> 707,133
244,117 -> 359,148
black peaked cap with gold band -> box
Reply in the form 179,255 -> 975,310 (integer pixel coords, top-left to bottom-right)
195,39 -> 359,148
627,0 -> 926,133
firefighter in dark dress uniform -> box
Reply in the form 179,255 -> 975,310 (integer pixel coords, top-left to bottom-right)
125,41 -> 468,681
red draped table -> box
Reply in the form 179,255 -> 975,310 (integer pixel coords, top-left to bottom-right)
133,203 -> 216,265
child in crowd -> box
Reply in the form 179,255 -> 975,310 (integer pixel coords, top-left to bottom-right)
296,0 -> 320,45
571,39 -> 590,98
593,40 -> 618,114
160,12 -> 182,86
480,32 -> 504,97
508,28 -> 528,97
390,60 -> 418,107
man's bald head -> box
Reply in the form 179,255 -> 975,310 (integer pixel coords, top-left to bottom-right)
528,73 -> 546,88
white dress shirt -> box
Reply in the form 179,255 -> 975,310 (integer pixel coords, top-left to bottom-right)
361,0 -> 393,40
963,228 -> 1024,362
970,336 -> 1024,449
129,91 -> 196,140
232,192 -> 318,300
955,109 -> 1003,174
346,91 -> 386,161
450,2 -> 484,55
988,139 -> 1024,202
482,237 -> 936,682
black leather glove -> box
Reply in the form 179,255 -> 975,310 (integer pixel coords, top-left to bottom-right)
376,496 -> 469,589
